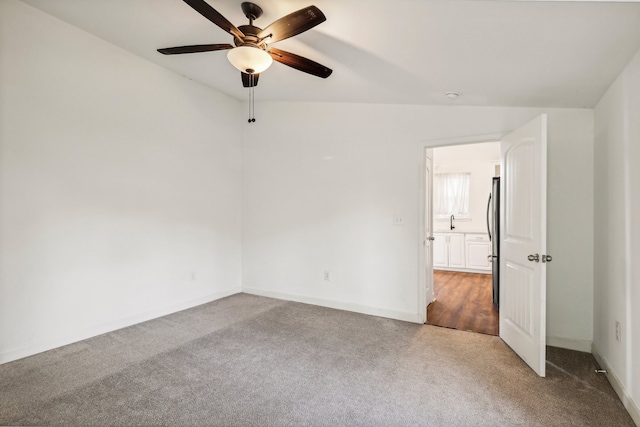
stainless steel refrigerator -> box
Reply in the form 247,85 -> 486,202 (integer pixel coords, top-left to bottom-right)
487,177 -> 500,306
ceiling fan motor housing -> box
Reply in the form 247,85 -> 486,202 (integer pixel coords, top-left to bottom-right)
235,25 -> 268,51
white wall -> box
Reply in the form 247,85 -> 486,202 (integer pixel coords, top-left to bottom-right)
0,0 -> 599,366
0,0 -> 243,363
593,46 -> 640,423
432,142 -> 500,233
242,103 -> 594,347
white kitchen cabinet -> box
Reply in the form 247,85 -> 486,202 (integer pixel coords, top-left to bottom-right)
433,232 -> 491,272
433,233 -> 465,269
465,234 -> 491,271
433,233 -> 448,267
448,234 -> 465,268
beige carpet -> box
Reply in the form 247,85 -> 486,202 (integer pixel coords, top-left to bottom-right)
0,293 -> 634,426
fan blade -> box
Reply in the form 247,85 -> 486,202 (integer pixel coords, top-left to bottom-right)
257,6 -> 326,44
183,0 -> 245,39
268,48 -> 332,78
242,72 -> 260,88
157,44 -> 233,55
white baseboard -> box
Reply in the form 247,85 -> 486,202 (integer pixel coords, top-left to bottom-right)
547,336 -> 592,353
242,287 -> 422,324
592,343 -> 640,426
0,287 -> 241,365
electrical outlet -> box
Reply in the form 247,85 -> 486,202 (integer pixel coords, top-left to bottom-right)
615,321 -> 621,342
323,270 -> 331,281
393,215 -> 404,226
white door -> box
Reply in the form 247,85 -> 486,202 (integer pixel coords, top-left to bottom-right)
424,151 -> 435,307
499,114 -> 548,377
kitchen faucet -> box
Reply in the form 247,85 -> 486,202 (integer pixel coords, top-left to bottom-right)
450,214 -> 455,230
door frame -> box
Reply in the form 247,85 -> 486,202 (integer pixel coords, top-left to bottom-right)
417,133 -> 503,324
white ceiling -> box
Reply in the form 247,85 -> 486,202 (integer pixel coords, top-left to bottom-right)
21,0 -> 640,108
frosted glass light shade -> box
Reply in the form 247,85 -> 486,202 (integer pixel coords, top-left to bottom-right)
227,46 -> 273,74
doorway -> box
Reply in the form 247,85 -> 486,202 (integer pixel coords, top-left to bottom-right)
418,116 -> 549,376
424,142 -> 500,336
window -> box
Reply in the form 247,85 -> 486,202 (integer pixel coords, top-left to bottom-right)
434,173 -> 470,218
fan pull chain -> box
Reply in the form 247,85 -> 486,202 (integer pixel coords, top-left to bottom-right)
248,74 -> 256,123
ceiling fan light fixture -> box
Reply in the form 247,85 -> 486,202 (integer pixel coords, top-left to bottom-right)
227,45 -> 273,74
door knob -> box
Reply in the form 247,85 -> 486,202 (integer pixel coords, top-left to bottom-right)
542,255 -> 553,263
527,254 -> 540,262
428,237 -> 435,241
487,255 -> 497,263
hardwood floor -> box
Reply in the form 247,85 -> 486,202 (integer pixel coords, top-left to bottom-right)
427,270 -> 499,336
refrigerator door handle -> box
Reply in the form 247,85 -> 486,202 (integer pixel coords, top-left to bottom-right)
486,193 -> 492,242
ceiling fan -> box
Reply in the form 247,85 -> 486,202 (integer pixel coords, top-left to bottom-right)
158,0 -> 333,88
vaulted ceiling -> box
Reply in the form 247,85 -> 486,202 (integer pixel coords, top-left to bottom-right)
21,0 -> 640,108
